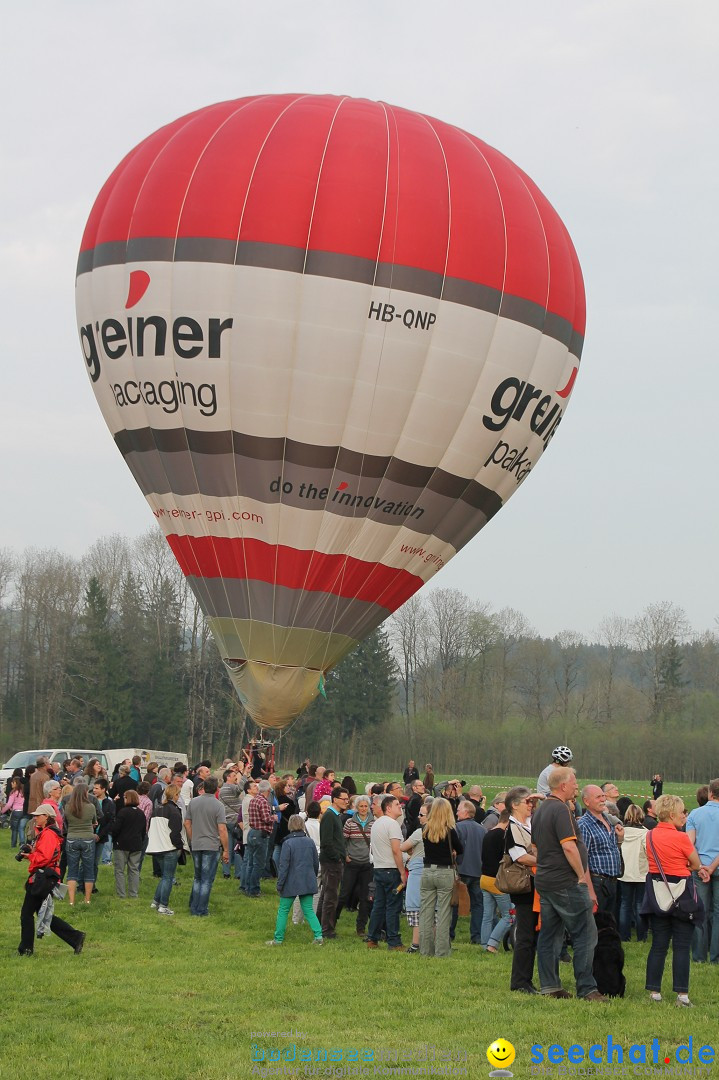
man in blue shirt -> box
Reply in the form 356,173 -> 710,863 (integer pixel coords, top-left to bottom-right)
577,786 -> 624,916
686,778 -> 719,963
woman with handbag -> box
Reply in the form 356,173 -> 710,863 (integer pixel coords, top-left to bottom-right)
419,798 -> 463,958
146,784 -> 187,916
480,809 -> 512,951
18,804 -> 85,956
643,795 -> 709,1007
504,786 -> 539,994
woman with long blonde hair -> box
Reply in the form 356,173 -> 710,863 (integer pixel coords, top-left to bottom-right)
419,797 -> 463,958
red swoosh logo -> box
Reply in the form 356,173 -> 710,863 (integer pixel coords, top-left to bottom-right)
556,366 -> 578,399
125,270 -> 151,309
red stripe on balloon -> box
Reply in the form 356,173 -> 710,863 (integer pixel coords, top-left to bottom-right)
165,535 -> 424,611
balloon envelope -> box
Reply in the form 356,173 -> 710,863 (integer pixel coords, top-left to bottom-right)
76,94 -> 585,727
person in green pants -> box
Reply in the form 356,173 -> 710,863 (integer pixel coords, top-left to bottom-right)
267,815 -> 323,945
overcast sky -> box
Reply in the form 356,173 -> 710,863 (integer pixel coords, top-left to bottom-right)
1,0 -> 717,641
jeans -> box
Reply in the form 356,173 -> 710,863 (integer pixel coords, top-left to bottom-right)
537,884 -> 598,998
264,822 -> 278,876
153,849 -> 181,908
244,830 -> 271,896
274,895 -> 322,941
66,838 -> 97,884
619,881 -> 647,941
646,913 -> 694,994
482,889 -> 512,949
419,866 -> 454,957
10,811 -> 28,848
232,848 -> 243,880
189,849 -> 220,915
114,849 -> 142,898
692,870 -> 719,962
367,868 -> 403,948
223,823 -> 238,877
591,873 -> 618,916
450,875 -> 483,943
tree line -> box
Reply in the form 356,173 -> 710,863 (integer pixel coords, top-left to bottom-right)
0,536 -> 717,781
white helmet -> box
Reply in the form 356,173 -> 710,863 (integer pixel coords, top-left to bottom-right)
552,746 -> 573,764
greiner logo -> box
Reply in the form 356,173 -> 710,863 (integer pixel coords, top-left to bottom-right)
482,376 -> 563,447
78,270 -> 232,419
78,268 -> 234,382
79,312 -> 234,382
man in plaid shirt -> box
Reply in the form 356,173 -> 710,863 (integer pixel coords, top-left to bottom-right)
577,785 -> 624,915
244,780 -> 275,898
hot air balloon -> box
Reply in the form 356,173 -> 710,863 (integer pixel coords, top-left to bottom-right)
76,94 -> 585,729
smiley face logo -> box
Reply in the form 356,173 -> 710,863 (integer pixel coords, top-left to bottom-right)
487,1040 -> 516,1072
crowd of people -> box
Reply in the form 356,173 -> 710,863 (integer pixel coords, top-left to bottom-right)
3,752 -> 244,953
4,747 -> 719,1008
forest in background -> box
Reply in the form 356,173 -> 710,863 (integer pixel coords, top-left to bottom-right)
0,532 -> 717,781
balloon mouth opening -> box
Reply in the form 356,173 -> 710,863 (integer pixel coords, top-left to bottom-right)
221,658 -> 326,728
223,657 -> 323,673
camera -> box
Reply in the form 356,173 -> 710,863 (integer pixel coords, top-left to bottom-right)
14,843 -> 31,862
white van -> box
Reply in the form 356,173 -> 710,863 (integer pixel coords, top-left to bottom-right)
0,749 -> 110,789
103,748 -> 189,774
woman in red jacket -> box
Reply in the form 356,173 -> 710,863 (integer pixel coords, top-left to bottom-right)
18,805 -> 85,956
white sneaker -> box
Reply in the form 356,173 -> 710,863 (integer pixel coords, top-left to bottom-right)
265,939 -> 283,946
150,900 -> 158,910
157,906 -> 174,916
676,995 -> 694,1008
649,992 -> 662,1003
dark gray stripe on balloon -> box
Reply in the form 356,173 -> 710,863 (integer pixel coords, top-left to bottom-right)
77,239 -> 583,359
115,428 -> 502,517
185,577 -> 389,637
115,433 -> 500,542
121,446 -> 492,549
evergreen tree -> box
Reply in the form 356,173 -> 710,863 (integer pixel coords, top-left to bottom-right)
303,628 -> 397,760
62,576 -> 132,745
657,637 -> 688,722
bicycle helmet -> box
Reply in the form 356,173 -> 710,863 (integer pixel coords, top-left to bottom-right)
551,746 -> 573,764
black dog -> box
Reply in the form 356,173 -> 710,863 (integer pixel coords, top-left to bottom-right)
593,911 -> 626,997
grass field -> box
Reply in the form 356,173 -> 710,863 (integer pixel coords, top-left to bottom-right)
1,773 -> 716,1080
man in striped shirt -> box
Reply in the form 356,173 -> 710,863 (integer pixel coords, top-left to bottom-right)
244,780 -> 275,898
577,785 -> 624,916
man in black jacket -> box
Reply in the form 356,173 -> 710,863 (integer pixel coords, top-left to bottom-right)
404,780 -> 425,837
317,787 -> 349,940
403,761 -> 419,785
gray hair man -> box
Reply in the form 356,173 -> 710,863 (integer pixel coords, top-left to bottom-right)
532,767 -> 605,1002
450,799 -> 486,945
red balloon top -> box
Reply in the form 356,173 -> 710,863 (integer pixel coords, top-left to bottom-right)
79,94 -> 585,351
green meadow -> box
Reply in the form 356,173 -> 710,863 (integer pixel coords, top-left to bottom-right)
1,772 -> 715,1079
